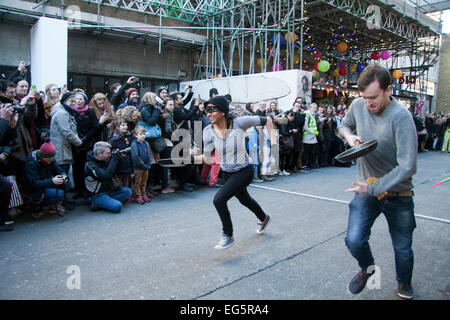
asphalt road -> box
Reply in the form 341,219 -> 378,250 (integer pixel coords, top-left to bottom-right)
0,151 -> 449,300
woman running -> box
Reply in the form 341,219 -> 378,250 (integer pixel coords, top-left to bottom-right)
192,96 -> 276,249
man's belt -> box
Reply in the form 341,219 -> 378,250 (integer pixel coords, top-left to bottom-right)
385,190 -> 414,197
366,177 -> 413,199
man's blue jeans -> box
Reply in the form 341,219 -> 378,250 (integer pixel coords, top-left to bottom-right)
345,193 -> 416,284
90,188 -> 132,213
44,188 -> 65,206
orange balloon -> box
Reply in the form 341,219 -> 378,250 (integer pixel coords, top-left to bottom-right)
257,58 -> 264,67
337,42 -> 348,52
285,32 -> 298,42
392,69 -> 402,79
333,69 -> 340,77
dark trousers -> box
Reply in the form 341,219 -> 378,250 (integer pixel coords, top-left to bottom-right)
152,146 -> 171,189
321,136 -> 336,166
213,165 -> 267,237
72,149 -> 88,195
303,143 -> 318,169
289,150 -> 301,171
0,175 -> 12,225
280,151 -> 292,172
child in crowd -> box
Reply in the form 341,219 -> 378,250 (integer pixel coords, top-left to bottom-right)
131,126 -> 153,204
108,118 -> 133,195
248,125 -> 263,183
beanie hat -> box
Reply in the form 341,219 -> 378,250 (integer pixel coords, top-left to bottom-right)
204,96 -> 229,117
60,91 -> 76,105
157,86 -> 168,96
76,92 -> 88,104
38,138 -> 56,158
126,88 -> 139,98
209,88 -> 219,98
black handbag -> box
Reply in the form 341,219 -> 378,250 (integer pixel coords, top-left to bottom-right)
149,136 -> 167,154
280,135 -> 294,150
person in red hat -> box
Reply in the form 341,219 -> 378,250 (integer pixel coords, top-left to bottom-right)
21,138 -> 69,218
117,87 -> 140,110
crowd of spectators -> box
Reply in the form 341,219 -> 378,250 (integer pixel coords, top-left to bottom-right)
0,61 -> 449,231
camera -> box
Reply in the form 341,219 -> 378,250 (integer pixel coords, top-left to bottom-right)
111,149 -> 126,157
13,106 -> 26,113
133,77 -> 140,82
61,175 -> 69,183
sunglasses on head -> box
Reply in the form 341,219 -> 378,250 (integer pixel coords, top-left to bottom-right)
206,106 -> 220,114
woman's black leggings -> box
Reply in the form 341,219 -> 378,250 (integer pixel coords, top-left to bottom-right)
213,165 -> 267,237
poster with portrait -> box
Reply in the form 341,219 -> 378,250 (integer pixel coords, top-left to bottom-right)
297,70 -> 312,105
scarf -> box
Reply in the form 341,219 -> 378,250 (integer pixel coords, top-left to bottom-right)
62,104 -> 78,117
74,104 -> 89,115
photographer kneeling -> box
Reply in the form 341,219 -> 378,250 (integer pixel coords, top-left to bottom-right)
85,141 -> 132,213
22,138 -> 68,218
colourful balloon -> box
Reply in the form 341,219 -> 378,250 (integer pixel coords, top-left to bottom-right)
339,67 -> 348,76
272,63 -> 283,71
285,32 -> 298,42
356,64 -> 365,73
350,64 -> 357,72
381,50 -> 390,60
257,58 -> 263,67
314,62 -> 319,72
333,69 -> 340,77
272,33 -> 285,48
317,60 -> 330,72
371,51 -> 381,60
337,42 -> 348,52
392,69 -> 402,79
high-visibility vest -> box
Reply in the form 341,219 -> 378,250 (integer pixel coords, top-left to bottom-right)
303,113 -> 318,136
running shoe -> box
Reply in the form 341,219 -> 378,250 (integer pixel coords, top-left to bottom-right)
256,215 -> 271,235
214,234 -> 235,250
161,187 -> 175,194
397,282 -> 414,300
347,269 -> 375,294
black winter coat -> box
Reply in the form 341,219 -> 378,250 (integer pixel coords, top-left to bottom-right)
73,108 -> 104,152
22,151 -> 64,199
108,133 -> 133,175
84,151 -> 121,196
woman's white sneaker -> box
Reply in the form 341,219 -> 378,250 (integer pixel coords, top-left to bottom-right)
256,215 -> 271,235
214,234 -> 235,249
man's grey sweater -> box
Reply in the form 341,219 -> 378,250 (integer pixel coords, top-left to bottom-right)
340,97 -> 417,197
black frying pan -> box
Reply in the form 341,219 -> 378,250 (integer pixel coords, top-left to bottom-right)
157,158 -> 188,168
335,139 -> 378,162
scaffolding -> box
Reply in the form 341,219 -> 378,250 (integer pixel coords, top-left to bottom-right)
0,0 -> 446,96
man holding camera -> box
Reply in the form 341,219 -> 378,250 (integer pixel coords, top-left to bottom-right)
22,138 -> 68,218
0,103 -> 18,231
85,141 -> 132,214
0,79 -> 18,106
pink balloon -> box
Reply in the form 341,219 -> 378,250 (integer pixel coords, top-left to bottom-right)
381,50 -> 390,60
272,63 -> 283,71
